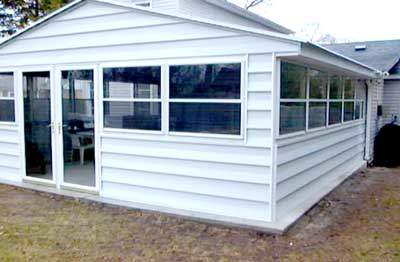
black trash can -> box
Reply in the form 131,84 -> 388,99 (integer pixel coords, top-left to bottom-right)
373,123 -> 400,167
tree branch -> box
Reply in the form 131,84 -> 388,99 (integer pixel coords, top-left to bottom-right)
245,0 -> 264,10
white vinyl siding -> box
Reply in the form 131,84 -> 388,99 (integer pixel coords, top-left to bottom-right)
177,0 -> 270,31
0,0 -> 297,223
382,80 -> 400,124
0,126 -> 20,182
275,80 -> 367,220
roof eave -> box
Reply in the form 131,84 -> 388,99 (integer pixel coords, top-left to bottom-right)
301,42 -> 380,78
201,0 -> 294,34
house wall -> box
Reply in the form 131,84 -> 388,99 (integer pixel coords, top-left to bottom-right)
368,78 -> 384,158
275,77 -> 367,221
151,0 -> 179,11
382,79 -> 400,124
0,0 -> 299,223
0,126 -> 20,182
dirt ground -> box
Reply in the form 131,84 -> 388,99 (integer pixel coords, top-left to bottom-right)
0,167 -> 399,261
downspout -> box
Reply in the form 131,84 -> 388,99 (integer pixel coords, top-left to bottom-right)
364,80 -> 372,162
364,71 -> 383,163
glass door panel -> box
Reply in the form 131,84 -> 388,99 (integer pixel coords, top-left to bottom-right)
61,70 -> 95,187
23,72 -> 53,180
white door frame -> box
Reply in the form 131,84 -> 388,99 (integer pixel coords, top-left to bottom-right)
19,66 -> 57,187
54,65 -> 100,193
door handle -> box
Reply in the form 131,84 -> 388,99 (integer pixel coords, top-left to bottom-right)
58,122 -> 62,134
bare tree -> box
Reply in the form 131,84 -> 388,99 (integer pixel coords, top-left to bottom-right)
245,0 -> 267,10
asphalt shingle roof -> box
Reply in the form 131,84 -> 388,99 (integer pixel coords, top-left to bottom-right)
325,39 -> 400,72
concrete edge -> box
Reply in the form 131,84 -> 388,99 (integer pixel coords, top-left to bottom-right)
0,162 -> 366,235
277,161 -> 367,233
0,178 -> 285,234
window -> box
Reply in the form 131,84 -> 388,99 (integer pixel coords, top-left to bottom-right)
0,72 -> 15,122
280,62 -> 364,135
308,70 -> 328,129
280,62 -> 307,99
103,66 -> 161,131
329,102 -> 342,125
328,76 -> 343,125
280,102 -> 306,134
343,79 -> 356,122
279,62 -> 307,134
169,63 -> 241,135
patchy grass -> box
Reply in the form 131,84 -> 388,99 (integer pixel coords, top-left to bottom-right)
0,167 -> 399,261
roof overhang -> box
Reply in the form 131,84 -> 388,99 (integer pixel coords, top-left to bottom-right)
277,42 -> 380,79
201,0 -> 294,34
385,74 -> 400,80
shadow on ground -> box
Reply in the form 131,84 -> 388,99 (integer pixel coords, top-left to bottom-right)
0,167 -> 399,261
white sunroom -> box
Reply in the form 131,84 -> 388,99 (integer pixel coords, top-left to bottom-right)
0,0 -> 380,232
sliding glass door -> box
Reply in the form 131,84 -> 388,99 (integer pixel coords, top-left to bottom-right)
23,71 -> 54,181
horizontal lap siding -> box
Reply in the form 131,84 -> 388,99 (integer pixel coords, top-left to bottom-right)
0,1 -> 298,222
276,122 -> 366,219
100,138 -> 271,220
101,53 -> 274,221
178,0 -> 268,30
368,79 -> 384,157
0,127 -> 21,182
383,80 -> 400,124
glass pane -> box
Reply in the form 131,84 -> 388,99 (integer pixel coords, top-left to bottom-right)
355,101 -> 361,119
23,72 -> 52,180
169,103 -> 241,135
329,76 -> 343,99
170,63 -> 241,99
309,69 -> 328,99
280,62 -> 307,99
360,101 -> 364,118
103,67 -> 161,99
329,102 -> 342,125
344,102 -> 354,122
104,101 -> 161,130
0,100 -> 15,122
62,70 -> 95,187
279,102 -> 306,134
344,79 -> 355,99
309,102 -> 327,129
0,72 -> 14,97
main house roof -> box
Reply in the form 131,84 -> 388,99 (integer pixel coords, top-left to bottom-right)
325,39 -> 400,73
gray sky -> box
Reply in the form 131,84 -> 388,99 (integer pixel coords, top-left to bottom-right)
232,0 -> 400,42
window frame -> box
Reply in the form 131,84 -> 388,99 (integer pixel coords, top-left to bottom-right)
167,61 -> 245,139
0,70 -> 17,125
99,57 -> 246,139
307,69 -> 328,131
100,64 -> 163,134
278,61 -> 365,138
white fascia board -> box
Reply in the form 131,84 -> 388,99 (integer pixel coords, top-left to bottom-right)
201,0 -> 294,34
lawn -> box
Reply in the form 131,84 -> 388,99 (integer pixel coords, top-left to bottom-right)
0,167 -> 399,261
